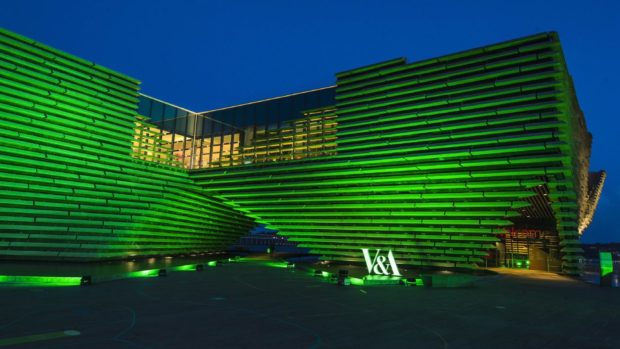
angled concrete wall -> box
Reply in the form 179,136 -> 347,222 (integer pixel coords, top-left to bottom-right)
0,29 -> 254,260
192,33 -> 594,274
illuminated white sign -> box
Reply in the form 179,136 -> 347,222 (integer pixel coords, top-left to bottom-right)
362,248 -> 401,276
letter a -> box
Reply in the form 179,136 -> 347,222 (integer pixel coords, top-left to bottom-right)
387,250 -> 402,276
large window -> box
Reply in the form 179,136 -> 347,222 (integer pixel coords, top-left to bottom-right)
135,87 -> 336,169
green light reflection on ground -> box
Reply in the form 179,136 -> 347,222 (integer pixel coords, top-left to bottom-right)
0,275 -> 82,287
349,277 -> 364,286
126,269 -> 159,278
264,261 -> 290,269
172,264 -> 198,271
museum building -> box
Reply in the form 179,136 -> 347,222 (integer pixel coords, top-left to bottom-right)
0,29 -> 606,274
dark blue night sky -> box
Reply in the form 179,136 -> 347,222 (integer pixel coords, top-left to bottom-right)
2,0 -> 618,242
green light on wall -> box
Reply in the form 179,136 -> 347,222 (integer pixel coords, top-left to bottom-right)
207,261 -> 218,267
0,28 -> 257,263
188,31 -> 595,276
0,28 -> 596,276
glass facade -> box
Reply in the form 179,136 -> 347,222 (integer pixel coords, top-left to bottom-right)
136,87 -> 336,169
136,95 -> 200,168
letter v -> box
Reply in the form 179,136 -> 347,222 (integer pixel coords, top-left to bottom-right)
362,248 -> 381,274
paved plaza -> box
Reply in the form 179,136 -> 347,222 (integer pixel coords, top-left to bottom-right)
0,261 -> 618,348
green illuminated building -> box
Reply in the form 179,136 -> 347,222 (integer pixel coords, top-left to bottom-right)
0,29 -> 606,274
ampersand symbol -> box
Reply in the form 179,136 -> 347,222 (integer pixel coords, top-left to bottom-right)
373,255 -> 391,275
